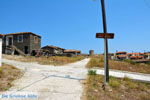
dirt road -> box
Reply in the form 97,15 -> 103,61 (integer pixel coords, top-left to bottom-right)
1,58 -> 90,100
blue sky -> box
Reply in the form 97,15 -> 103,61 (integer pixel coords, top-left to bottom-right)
0,0 -> 150,54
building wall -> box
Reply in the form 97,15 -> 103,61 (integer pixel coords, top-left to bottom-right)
2,34 -> 31,54
3,33 -> 41,55
89,50 -> 94,56
30,34 -> 41,54
42,47 -> 55,54
54,49 -> 64,54
42,47 -> 64,55
13,34 -> 30,53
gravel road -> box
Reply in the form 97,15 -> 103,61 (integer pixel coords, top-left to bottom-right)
0,58 -> 90,100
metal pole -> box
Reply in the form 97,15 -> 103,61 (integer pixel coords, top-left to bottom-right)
100,0 -> 109,84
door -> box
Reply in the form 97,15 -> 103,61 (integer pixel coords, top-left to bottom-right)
24,46 -> 29,54
8,37 -> 13,45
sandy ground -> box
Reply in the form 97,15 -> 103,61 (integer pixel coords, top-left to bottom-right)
0,58 -> 90,100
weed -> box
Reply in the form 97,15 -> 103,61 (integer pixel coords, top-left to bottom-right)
109,77 -> 121,88
123,59 -> 136,65
88,70 -> 97,75
87,56 -> 150,74
140,94 -> 150,100
86,57 -> 103,68
3,55 -> 85,66
0,64 -> 22,91
85,75 -> 150,100
0,67 -> 2,74
123,77 -> 131,81
126,81 -> 138,89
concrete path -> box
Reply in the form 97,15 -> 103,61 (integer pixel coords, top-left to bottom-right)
1,58 -> 150,100
0,58 -> 90,100
93,68 -> 150,83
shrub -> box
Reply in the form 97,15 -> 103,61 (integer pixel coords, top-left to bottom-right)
86,58 -> 103,68
88,70 -> 97,75
0,67 -> 3,78
109,77 -> 121,88
123,59 -> 136,65
0,64 -> 22,91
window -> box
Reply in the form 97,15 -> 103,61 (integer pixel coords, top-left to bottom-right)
34,36 -> 38,43
18,35 -> 23,42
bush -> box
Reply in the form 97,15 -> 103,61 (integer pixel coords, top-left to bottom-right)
0,67 -> 2,72
0,64 -> 22,91
88,70 -> 97,75
0,68 -> 2,78
86,58 -> 103,68
109,77 -> 121,88
123,59 -> 136,65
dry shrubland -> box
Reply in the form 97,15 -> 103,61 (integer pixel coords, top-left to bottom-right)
84,75 -> 150,100
87,56 -> 150,74
0,64 -> 22,91
3,55 -> 85,66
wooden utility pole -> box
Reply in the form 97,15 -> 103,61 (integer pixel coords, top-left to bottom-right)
101,0 -> 109,84
96,0 -> 114,85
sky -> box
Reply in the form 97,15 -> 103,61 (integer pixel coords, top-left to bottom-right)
0,0 -> 150,54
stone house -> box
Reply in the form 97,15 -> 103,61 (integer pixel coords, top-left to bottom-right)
2,32 -> 41,55
64,49 -> 81,56
41,45 -> 65,56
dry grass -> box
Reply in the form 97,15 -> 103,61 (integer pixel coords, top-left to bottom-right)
3,55 -> 85,66
84,75 -> 150,100
86,56 -> 150,74
0,64 -> 22,91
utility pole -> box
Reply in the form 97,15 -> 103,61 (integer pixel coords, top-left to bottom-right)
101,0 -> 109,85
96,0 -> 114,85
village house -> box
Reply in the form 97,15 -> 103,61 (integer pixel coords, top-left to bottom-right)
144,52 -> 150,59
113,51 -> 147,60
64,49 -> 81,57
41,45 -> 65,56
1,32 -> 82,57
127,53 -> 144,60
41,46 -> 81,57
2,32 -> 41,56
114,52 -> 127,60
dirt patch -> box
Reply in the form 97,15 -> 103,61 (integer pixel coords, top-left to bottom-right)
0,64 -> 23,91
84,75 -> 150,100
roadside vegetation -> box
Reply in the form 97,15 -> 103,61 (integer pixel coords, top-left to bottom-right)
86,55 -> 150,74
3,55 -> 85,66
0,64 -> 22,91
84,75 -> 150,100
